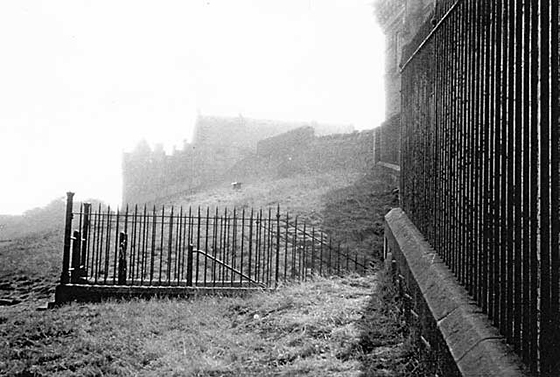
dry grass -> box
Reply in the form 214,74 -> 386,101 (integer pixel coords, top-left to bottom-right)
164,169 -> 364,225
0,274 -> 416,377
0,166 -> 428,376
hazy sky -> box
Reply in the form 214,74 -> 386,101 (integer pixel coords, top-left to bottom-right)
0,0 -> 385,215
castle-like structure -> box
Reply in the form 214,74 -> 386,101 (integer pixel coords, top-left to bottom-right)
372,0 -> 435,167
122,115 -> 353,204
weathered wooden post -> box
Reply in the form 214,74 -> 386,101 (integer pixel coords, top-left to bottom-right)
61,192 -> 74,284
186,244 -> 194,286
118,232 -> 128,285
70,230 -> 81,283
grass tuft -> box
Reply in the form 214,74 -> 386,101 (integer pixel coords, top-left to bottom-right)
0,275 -> 422,376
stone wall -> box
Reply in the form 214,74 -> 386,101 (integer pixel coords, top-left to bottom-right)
122,116 -> 354,205
256,126 -> 315,159
373,113 -> 400,167
384,208 -> 528,376
255,127 -> 374,177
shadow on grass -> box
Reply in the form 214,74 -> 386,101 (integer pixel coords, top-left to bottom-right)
349,270 -> 438,377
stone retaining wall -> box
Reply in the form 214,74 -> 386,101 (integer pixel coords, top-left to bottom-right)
384,208 -> 529,377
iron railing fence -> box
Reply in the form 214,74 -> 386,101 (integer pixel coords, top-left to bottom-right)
401,0 -> 559,374
60,193 -> 368,291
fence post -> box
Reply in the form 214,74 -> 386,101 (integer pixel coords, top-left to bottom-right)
337,242 -> 341,276
118,232 -> 128,285
80,203 -> 91,278
328,239 -> 333,275
70,230 -> 81,283
302,223 -> 307,281
61,192 -> 74,284
346,247 -> 350,272
319,234 -> 323,276
311,228 -> 316,276
186,244 -> 194,286
275,206 -> 280,288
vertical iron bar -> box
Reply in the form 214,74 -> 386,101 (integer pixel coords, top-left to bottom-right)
81,203 -> 91,278
175,207 -> 183,284
118,232 -> 127,285
521,0 -> 531,361
159,206 -> 165,285
311,227 -> 316,276
186,244 -> 193,287
319,232 -> 323,276
539,0 -> 552,372
292,217 -> 298,279
204,207 -> 209,286
103,206 -> 111,284
92,204 -> 101,282
248,209 -> 253,282
512,0 -> 523,351
167,207 -> 174,285
61,192 -> 74,284
302,223 -> 307,281
212,207 -> 218,287
112,208 -> 120,285
284,213 -> 289,280
231,208 -> 236,286
70,230 -> 81,283
130,206 -> 137,284
549,0 -> 560,370
328,238 -> 332,275
337,242 -> 341,276
275,205 -> 280,287
150,206 -> 156,285
241,208 -> 246,285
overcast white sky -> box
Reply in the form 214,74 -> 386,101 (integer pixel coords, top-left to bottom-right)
0,0 -> 385,215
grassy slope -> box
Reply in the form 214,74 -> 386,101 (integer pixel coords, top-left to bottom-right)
1,274 -> 416,377
321,169 -> 398,260
0,198 -> 67,303
0,167 -> 430,376
163,169 -> 364,226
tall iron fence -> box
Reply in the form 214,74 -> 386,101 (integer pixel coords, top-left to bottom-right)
60,193 -> 368,291
400,0 -> 559,375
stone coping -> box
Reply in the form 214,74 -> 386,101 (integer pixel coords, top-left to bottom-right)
385,208 -> 530,377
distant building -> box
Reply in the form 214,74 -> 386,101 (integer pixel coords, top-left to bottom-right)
122,115 -> 353,205
372,0 -> 434,169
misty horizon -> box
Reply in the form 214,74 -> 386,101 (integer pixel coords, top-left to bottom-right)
0,0 -> 386,215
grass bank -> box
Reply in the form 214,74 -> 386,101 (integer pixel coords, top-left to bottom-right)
1,274 -> 419,377
0,166 -> 432,376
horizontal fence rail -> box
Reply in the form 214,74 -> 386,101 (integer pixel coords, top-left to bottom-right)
401,0 -> 559,375
60,193 -> 369,292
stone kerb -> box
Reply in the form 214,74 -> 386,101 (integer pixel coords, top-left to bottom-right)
384,208 -> 529,377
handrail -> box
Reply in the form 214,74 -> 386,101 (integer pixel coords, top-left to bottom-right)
400,0 -> 463,72
280,220 -> 366,268
194,248 -> 266,288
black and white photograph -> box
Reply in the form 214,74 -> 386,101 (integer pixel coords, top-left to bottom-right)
0,1 -> 559,376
